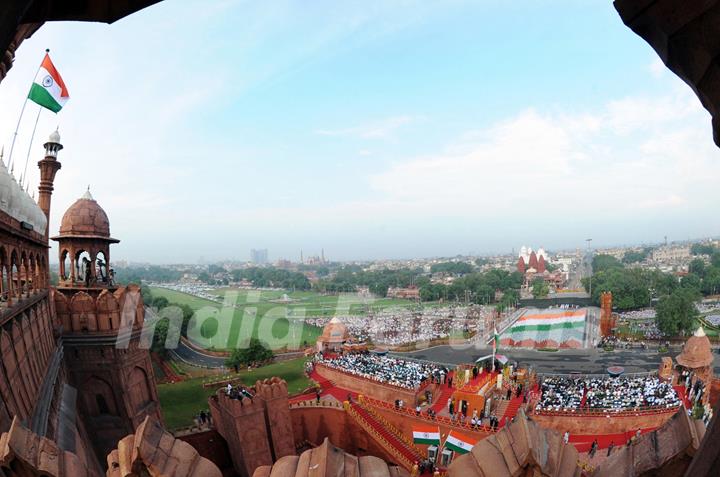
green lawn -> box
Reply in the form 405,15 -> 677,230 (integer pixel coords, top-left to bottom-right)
158,357 -> 311,430
150,287 -> 425,350
150,287 -> 322,350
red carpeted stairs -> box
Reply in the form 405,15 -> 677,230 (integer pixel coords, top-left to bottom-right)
429,373 -> 456,414
349,402 -> 423,467
309,369 -> 333,390
499,396 -> 523,427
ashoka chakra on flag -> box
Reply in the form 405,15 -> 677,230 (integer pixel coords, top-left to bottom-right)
28,53 -> 69,113
412,424 -> 440,445
445,430 -> 477,454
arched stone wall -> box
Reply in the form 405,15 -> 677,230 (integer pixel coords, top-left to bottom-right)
69,292 -> 96,332
85,376 -> 118,416
95,289 -> 120,331
129,366 -> 152,412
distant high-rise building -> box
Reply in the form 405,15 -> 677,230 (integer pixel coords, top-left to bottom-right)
251,248 -> 268,265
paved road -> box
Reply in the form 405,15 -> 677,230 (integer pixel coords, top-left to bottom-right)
393,344 -> 720,375
171,340 -> 304,368
172,341 -> 227,368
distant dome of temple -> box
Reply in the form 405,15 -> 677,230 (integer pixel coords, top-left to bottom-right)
57,188 -> 112,239
676,326 -> 713,369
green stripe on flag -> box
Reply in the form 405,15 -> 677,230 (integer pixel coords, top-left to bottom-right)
445,441 -> 471,454
28,83 -> 62,113
414,437 -> 439,445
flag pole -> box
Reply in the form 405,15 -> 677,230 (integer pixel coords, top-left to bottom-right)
21,105 -> 42,189
492,325 -> 497,372
7,48 -> 49,173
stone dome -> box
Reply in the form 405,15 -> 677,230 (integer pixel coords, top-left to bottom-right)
56,189 -> 114,240
676,326 -> 713,369
320,316 -> 349,343
48,129 -> 61,143
0,155 -> 47,233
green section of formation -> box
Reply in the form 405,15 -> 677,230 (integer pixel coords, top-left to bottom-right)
507,320 -> 585,333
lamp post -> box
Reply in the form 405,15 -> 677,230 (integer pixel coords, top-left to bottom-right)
586,238 -> 593,297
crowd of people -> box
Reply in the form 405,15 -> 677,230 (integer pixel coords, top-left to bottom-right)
306,306 -> 491,346
536,375 -> 680,412
225,382 -> 255,401
317,352 -> 447,389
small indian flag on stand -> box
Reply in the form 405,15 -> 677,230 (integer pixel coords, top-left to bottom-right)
444,430 -> 477,454
412,424 -> 440,445
28,53 -> 69,113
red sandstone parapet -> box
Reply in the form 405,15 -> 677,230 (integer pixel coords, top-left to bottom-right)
105,416 -> 221,477
0,417 -> 93,476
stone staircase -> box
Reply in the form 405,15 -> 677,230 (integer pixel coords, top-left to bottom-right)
500,396 -> 524,428
346,400 -> 423,470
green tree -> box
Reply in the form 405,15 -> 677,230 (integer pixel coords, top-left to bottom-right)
622,248 -> 652,264
655,288 -> 700,337
592,254 -> 624,273
531,278 -> 549,298
691,243 -> 716,256
680,273 -> 702,293
689,258 -> 706,278
584,268 -> 651,310
225,338 -> 273,372
152,296 -> 169,309
712,252 -> 720,269
151,319 -> 170,356
701,268 -> 720,296
430,262 -> 473,275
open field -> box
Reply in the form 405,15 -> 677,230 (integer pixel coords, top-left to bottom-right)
158,357 -> 311,430
208,287 -> 419,315
149,286 -> 434,350
150,287 -> 322,350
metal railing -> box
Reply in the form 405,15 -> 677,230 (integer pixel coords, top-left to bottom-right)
357,396 -> 425,456
345,401 -> 415,470
360,394 -> 498,434
532,404 -> 680,418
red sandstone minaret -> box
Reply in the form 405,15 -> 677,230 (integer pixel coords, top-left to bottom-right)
37,130 -> 62,237
51,188 -> 161,463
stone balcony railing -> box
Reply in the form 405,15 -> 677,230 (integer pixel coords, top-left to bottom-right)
0,288 -> 48,324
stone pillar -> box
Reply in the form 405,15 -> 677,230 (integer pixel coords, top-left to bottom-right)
256,378 -> 296,460
37,154 -> 61,238
209,389 -> 273,477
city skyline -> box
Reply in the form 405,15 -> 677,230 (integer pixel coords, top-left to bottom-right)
1,0 -> 719,263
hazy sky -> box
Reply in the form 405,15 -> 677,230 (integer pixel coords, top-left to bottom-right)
0,0 -> 718,263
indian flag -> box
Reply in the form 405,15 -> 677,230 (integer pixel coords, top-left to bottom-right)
28,53 -> 69,113
444,430 -> 477,454
412,424 -> 440,445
